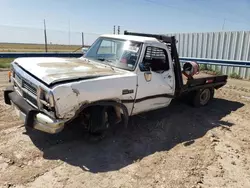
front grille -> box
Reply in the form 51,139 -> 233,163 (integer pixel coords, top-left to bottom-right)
14,71 -> 38,107
23,80 -> 37,96
15,72 -> 22,85
14,83 -> 22,95
23,92 -> 38,106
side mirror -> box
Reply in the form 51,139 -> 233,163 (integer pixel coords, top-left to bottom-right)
144,72 -> 152,82
139,62 -> 152,82
139,62 -> 150,72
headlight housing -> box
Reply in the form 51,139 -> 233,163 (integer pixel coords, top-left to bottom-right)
37,86 -> 55,109
45,90 -> 55,107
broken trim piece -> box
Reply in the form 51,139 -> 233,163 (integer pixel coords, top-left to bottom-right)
121,93 -> 175,104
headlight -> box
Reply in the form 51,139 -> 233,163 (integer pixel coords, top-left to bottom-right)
45,90 -> 55,107
37,86 -> 55,108
44,92 -> 49,101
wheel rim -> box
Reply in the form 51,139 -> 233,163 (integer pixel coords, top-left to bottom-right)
200,89 -> 211,105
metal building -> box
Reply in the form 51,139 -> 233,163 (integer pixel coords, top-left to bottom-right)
166,31 -> 250,79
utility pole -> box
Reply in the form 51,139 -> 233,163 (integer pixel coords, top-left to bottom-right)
113,25 -> 116,34
68,20 -> 71,45
43,19 -> 48,52
222,18 -> 226,30
117,26 -> 120,35
81,32 -> 84,47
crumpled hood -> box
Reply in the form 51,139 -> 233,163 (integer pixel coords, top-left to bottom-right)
14,57 -> 122,85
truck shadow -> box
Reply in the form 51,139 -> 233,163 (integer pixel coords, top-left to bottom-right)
26,98 -> 244,173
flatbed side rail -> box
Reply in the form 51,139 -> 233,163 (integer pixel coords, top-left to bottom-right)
182,81 -> 227,93
182,75 -> 228,94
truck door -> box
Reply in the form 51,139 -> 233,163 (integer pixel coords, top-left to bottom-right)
132,44 -> 175,114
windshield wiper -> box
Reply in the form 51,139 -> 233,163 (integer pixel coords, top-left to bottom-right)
97,58 -> 115,71
97,58 -> 112,62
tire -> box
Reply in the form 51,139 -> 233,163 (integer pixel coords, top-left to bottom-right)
210,87 -> 215,99
192,88 -> 214,107
88,106 -> 107,134
83,106 -> 109,143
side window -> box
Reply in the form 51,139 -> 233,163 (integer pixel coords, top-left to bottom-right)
142,46 -> 170,72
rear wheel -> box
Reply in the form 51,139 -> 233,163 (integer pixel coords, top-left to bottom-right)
192,88 -> 214,107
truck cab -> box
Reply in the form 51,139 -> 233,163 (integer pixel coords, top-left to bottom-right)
4,31 -> 227,135
84,34 -> 176,114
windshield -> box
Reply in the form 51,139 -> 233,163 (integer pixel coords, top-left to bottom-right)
84,37 -> 142,71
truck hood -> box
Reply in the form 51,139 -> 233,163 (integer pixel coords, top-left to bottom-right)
14,57 -> 124,85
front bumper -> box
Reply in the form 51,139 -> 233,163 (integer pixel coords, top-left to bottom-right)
4,86 -> 66,134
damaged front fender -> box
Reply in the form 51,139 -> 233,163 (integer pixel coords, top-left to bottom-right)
52,85 -> 88,119
53,85 -> 129,128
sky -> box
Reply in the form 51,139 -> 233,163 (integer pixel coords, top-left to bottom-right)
0,0 -> 250,45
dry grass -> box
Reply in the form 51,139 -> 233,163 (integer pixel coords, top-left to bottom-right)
0,43 -> 82,52
0,43 -> 84,68
0,58 -> 14,68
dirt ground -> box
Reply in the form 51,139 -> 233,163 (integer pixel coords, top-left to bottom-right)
0,70 -> 250,188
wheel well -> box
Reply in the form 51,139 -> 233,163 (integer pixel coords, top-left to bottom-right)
191,87 -> 214,107
72,100 -> 129,128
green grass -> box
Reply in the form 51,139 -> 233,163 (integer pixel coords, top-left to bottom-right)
0,42 -> 85,68
199,64 -> 222,75
0,58 -> 14,68
230,72 -> 242,79
199,64 -> 243,79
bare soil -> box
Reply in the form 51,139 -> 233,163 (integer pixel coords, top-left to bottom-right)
0,71 -> 250,188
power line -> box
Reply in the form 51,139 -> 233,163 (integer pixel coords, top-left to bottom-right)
0,24 -> 103,35
141,0 -> 250,26
222,18 -> 226,30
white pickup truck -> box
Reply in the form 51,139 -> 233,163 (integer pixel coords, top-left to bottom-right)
4,31 -> 227,135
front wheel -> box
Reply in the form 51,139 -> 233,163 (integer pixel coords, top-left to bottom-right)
192,88 -> 214,107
